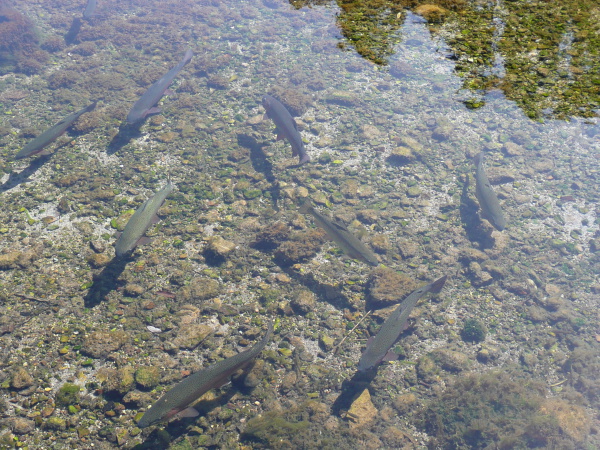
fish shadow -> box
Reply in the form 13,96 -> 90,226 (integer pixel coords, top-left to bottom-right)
237,133 -> 280,209
330,369 -> 378,417
459,177 -> 494,249
64,18 -> 82,45
282,268 -> 354,311
106,122 -> 145,155
1,154 -> 52,192
132,387 -> 240,448
83,256 -> 128,308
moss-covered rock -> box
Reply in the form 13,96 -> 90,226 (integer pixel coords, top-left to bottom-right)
11,367 -> 34,390
135,366 -> 161,390
55,383 -> 80,406
81,329 -> 130,359
366,267 -> 418,309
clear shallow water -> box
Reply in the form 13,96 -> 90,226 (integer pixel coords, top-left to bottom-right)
0,0 -> 598,448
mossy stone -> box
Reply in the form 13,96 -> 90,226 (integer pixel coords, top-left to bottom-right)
135,366 -> 161,390
461,318 -> 487,343
55,383 -> 80,406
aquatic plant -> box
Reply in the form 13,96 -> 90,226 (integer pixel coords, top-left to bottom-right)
0,1 -> 47,74
55,383 -> 81,407
460,318 -> 487,342
419,371 -> 590,448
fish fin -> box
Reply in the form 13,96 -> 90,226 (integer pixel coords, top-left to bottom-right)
366,336 -> 375,346
135,236 -> 152,248
150,213 -> 161,225
291,118 -> 299,131
291,146 -> 299,156
178,407 -> 200,418
429,275 -> 448,294
473,152 -> 484,166
382,351 -> 399,362
145,107 -> 161,116
39,148 -> 54,156
331,219 -> 349,232
276,133 -> 285,141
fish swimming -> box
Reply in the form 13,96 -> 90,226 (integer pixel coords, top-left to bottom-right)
114,182 -> 175,258
262,95 -> 310,165
83,0 -> 97,20
299,200 -> 378,266
473,152 -> 507,231
137,321 -> 273,428
358,275 -> 447,372
126,49 -> 193,124
15,102 -> 97,160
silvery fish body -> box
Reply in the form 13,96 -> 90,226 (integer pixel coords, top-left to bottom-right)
114,182 -> 175,257
473,152 -> 507,231
262,95 -> 310,165
299,201 -> 378,266
83,0 -> 97,20
126,49 -> 193,124
15,102 -> 97,160
138,321 -> 273,428
358,275 -> 447,372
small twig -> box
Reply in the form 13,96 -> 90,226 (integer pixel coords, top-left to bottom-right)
333,310 -> 372,355
549,379 -> 567,387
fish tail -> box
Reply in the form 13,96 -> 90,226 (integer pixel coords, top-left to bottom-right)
298,153 -> 311,165
298,199 -> 313,214
182,49 -> 194,64
86,101 -> 98,112
429,275 -> 448,294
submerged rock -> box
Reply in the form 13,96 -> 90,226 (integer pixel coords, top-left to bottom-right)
11,367 -> 34,390
173,323 -> 212,349
81,329 -> 130,358
347,389 -> 377,429
291,290 -> 316,315
366,267 -> 418,309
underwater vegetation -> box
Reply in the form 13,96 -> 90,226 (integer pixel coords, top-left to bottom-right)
448,0 -> 600,120
0,0 -> 47,74
292,0 -> 599,120
419,371 -> 591,449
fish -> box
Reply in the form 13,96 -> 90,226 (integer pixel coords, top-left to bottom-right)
262,95 -> 310,165
14,102 -> 97,160
299,200 -> 378,266
126,49 -> 193,124
137,321 -> 274,428
114,182 -> 175,258
473,152 -> 507,231
358,275 -> 447,372
82,0 -> 97,20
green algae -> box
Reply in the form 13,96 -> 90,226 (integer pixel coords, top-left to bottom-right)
294,0 -> 598,119
55,383 -> 80,407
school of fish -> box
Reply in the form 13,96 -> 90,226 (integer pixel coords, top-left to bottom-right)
6,0 -> 515,434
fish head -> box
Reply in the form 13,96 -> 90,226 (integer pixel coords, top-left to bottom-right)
262,95 -> 274,110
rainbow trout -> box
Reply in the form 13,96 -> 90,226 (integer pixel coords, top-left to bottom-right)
299,200 -> 378,266
15,102 -> 97,160
115,182 -> 174,258
358,275 -> 447,372
262,95 -> 310,165
473,152 -> 507,231
127,49 -> 193,124
138,321 -> 273,428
